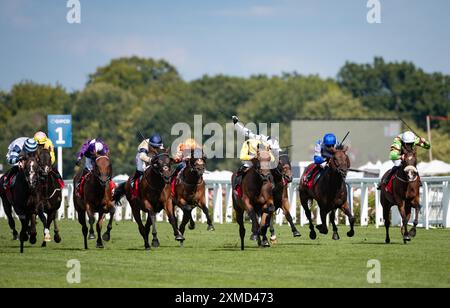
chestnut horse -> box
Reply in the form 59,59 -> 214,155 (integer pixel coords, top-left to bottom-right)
172,149 -> 214,246
299,147 -> 355,241
73,155 -> 115,249
113,150 -> 184,250
232,150 -> 275,250
380,150 -> 421,244
35,147 -> 62,247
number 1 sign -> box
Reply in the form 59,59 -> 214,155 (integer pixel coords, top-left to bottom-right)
48,115 -> 72,148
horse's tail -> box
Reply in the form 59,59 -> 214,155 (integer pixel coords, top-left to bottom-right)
112,182 -> 126,206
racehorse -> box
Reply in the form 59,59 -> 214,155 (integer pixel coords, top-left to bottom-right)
73,155 -> 115,249
267,151 -> 300,243
380,150 -> 421,244
0,155 -> 41,253
35,147 -> 62,247
113,150 -> 184,250
299,146 -> 355,241
172,149 -> 214,246
232,149 -> 275,250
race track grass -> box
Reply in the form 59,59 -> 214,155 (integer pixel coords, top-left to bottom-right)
0,219 -> 449,288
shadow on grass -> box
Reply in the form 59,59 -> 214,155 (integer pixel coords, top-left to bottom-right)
351,241 -> 403,245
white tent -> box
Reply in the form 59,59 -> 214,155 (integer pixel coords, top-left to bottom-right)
417,160 -> 450,176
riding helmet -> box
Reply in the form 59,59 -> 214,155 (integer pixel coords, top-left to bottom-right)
323,133 -> 337,146
24,138 -> 38,153
149,134 -> 163,148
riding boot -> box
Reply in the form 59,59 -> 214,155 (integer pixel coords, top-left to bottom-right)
378,166 -> 399,190
305,164 -> 320,184
130,170 -> 143,190
234,165 -> 248,190
3,166 -> 18,190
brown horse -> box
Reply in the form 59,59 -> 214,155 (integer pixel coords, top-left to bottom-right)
113,150 -> 184,250
268,151 -> 300,242
73,155 -> 115,249
232,150 -> 275,250
172,149 -> 214,246
299,147 -> 355,241
35,147 -> 63,247
380,150 -> 420,244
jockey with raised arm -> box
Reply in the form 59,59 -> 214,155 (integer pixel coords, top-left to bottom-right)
130,134 -> 164,190
304,133 -> 338,183
380,131 -> 431,186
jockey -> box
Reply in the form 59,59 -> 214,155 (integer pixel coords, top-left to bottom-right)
34,131 -> 55,165
3,138 -> 38,189
381,131 -> 431,186
130,134 -> 164,190
304,133 -> 337,183
232,115 -> 281,155
173,138 -> 203,174
76,139 -> 110,175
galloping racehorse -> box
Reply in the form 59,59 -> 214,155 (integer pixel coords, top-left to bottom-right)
380,150 -> 421,244
172,149 -> 213,245
73,155 -> 115,249
232,149 -> 275,250
113,150 -> 184,250
299,146 -> 355,241
36,147 -> 63,247
0,155 -> 41,253
268,151 -> 300,242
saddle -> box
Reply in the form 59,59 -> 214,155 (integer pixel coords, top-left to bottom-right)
76,172 -> 90,197
171,166 -> 185,197
303,165 -> 325,190
382,169 -> 397,194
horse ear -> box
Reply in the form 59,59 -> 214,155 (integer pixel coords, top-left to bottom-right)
343,145 -> 349,152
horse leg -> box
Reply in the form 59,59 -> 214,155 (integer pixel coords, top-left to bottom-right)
398,202 -> 411,244
29,213 -> 37,245
260,211 -> 272,248
132,207 -> 150,250
403,205 -> 412,243
330,210 -> 340,240
284,207 -> 301,238
149,211 -> 160,248
316,207 -> 329,235
95,212 -> 106,249
19,216 -> 30,253
341,202 -> 355,238
300,193 -> 316,240
3,200 -> 18,240
247,209 -> 261,245
77,211 -> 89,249
179,209 -> 192,247
269,212 -> 277,244
88,215 -> 96,240
164,200 -> 184,242
40,209 -> 52,247
53,217 -> 61,243
102,206 -> 115,242
409,204 -> 420,238
198,200 -> 215,231
382,205 -> 391,244
235,206 -> 246,251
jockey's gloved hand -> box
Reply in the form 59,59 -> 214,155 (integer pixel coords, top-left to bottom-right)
232,116 -> 239,125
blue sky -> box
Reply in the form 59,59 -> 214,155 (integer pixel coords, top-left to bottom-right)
0,0 -> 449,92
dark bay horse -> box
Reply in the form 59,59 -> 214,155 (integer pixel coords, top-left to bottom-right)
0,155 -> 41,253
268,152 -> 300,243
172,149 -> 214,246
380,150 -> 421,244
73,155 -> 115,249
113,150 -> 184,250
299,147 -> 355,241
232,150 -> 275,250
36,147 -> 62,247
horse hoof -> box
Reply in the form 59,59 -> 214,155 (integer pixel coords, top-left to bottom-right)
179,241 -> 184,247
188,224 -> 195,230
409,228 -> 417,238
175,235 -> 185,242
96,243 -> 104,249
44,234 -> 52,242
317,227 -> 328,235
309,232 -> 317,240
332,233 -> 340,241
250,234 -> 258,241
102,233 -> 111,242
207,225 -> 215,231
145,246 -> 151,251
404,235 -> 411,242
29,235 -> 37,245
385,238 -> 390,244
152,239 -> 160,248
293,231 -> 301,237
88,233 -> 96,240
262,240 -> 270,248
41,241 -> 47,248
347,230 -> 355,238
54,234 -> 61,243
12,234 -> 18,241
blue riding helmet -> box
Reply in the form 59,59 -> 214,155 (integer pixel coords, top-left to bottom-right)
149,134 -> 163,148
323,133 -> 337,146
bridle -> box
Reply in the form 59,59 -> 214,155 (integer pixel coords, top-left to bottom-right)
93,156 -> 111,186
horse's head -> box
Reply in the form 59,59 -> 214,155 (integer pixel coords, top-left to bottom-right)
37,147 -> 52,176
151,150 -> 172,184
23,154 -> 39,189
274,152 -> 293,184
402,150 -> 418,182
93,156 -> 112,187
188,148 -> 206,177
253,148 -> 274,182
329,146 -> 350,178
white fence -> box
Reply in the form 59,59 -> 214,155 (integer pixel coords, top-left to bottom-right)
1,177 -> 449,229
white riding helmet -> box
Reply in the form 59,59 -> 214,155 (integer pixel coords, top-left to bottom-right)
401,131 -> 416,144
95,142 -> 104,153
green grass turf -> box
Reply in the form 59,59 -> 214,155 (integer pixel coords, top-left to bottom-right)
0,218 -> 449,288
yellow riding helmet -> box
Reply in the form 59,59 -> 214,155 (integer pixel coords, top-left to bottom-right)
184,138 -> 198,149
34,131 -> 48,145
